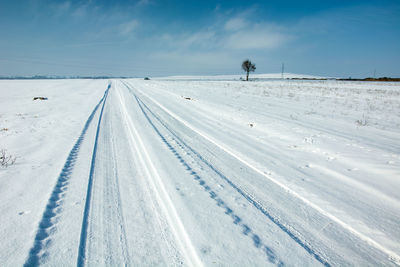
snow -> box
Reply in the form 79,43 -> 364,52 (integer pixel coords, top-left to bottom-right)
0,77 -> 399,266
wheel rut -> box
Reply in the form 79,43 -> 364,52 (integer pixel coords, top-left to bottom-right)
134,93 -> 288,266
77,85 -> 110,267
125,80 -> 400,266
24,84 -> 110,267
116,86 -> 203,267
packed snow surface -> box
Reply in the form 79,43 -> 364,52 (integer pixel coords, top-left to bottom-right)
0,77 -> 399,266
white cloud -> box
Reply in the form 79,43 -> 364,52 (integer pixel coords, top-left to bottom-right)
157,31 -> 216,49
119,20 -> 139,36
224,17 -> 247,31
52,1 -> 94,20
221,10 -> 291,50
223,27 -> 290,50
151,8 -> 292,54
156,21 -> 290,52
178,31 -> 216,48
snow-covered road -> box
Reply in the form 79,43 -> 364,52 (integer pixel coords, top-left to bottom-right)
1,78 -> 399,266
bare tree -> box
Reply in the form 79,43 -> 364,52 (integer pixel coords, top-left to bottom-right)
242,59 -> 256,81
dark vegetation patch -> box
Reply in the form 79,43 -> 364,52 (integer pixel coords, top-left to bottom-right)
33,97 -> 48,100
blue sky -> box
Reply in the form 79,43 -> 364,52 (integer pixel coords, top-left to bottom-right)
0,0 -> 399,77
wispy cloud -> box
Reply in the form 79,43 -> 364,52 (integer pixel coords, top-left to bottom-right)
155,9 -> 292,52
119,20 -> 139,36
162,31 -> 216,49
224,17 -> 248,31
51,1 -> 93,20
223,24 -> 290,50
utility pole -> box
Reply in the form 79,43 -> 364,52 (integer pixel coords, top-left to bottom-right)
281,63 -> 284,79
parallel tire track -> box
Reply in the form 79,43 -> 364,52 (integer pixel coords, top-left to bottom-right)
130,88 -> 329,266
125,80 -> 400,266
116,85 -> 203,267
102,101 -> 130,265
24,84 -> 111,267
134,93 -> 287,266
77,85 -> 110,267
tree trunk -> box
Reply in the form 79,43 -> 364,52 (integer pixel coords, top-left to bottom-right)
246,71 -> 249,81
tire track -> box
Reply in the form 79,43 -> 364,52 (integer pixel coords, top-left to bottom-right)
131,88 -> 330,265
124,82 -> 331,265
116,86 -> 203,267
126,81 -> 400,266
101,102 -> 130,265
134,93 -> 286,266
24,84 -> 110,267
76,85 -> 110,267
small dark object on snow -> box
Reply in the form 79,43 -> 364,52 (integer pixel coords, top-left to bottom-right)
249,123 -> 254,127
33,97 -> 48,101
144,77 -> 150,80
184,97 -> 192,100
0,149 -> 16,167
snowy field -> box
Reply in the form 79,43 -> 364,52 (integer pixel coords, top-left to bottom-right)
0,77 -> 399,266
